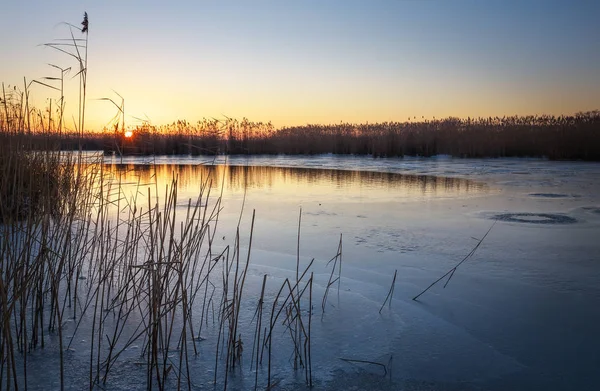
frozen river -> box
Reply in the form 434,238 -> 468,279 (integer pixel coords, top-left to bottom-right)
25,154 -> 600,390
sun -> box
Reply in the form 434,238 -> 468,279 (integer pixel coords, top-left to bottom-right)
124,131 -> 133,138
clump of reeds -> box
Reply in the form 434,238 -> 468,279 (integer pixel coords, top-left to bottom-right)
70,112 -> 600,160
0,141 -> 103,390
0,77 -> 76,223
6,80 -> 599,160
1,11 -> 326,391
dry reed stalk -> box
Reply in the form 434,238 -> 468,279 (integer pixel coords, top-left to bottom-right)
322,234 -> 343,314
250,274 -> 267,390
413,221 -> 496,301
263,257 -> 315,388
339,357 -> 388,376
379,269 -> 397,313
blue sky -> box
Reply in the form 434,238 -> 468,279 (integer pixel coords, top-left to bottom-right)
1,0 -> 599,131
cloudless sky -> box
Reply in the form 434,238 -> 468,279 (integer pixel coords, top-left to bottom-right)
1,0 -> 599,131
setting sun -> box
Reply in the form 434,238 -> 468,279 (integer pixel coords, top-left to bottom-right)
124,131 -> 133,138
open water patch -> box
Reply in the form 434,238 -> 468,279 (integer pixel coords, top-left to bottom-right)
492,212 -> 577,225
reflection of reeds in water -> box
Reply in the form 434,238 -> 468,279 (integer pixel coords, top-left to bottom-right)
107,163 -> 488,198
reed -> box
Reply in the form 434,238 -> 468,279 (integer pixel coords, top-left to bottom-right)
413,222 -> 496,301
1,124 -> 372,391
322,234 -> 343,315
6,109 -> 599,160
379,269 -> 397,313
82,112 -> 600,160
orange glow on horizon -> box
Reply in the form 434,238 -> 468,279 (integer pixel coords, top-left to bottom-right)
124,131 -> 133,138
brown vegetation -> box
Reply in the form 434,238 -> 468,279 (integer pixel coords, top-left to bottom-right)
3,69 -> 599,160
10,113 -> 598,160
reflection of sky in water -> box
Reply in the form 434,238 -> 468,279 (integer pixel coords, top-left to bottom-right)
105,164 -> 489,202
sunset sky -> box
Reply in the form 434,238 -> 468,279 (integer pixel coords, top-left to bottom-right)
2,0 -> 599,131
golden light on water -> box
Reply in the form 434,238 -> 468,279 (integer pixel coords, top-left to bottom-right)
104,164 -> 488,203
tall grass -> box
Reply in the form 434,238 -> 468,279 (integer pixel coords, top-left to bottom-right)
0,88 -> 323,389
1,12 -> 324,389
0,140 -> 330,389
93,112 -> 600,160
5,110 -> 599,160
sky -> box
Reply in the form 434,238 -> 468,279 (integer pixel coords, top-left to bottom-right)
1,0 -> 599,131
